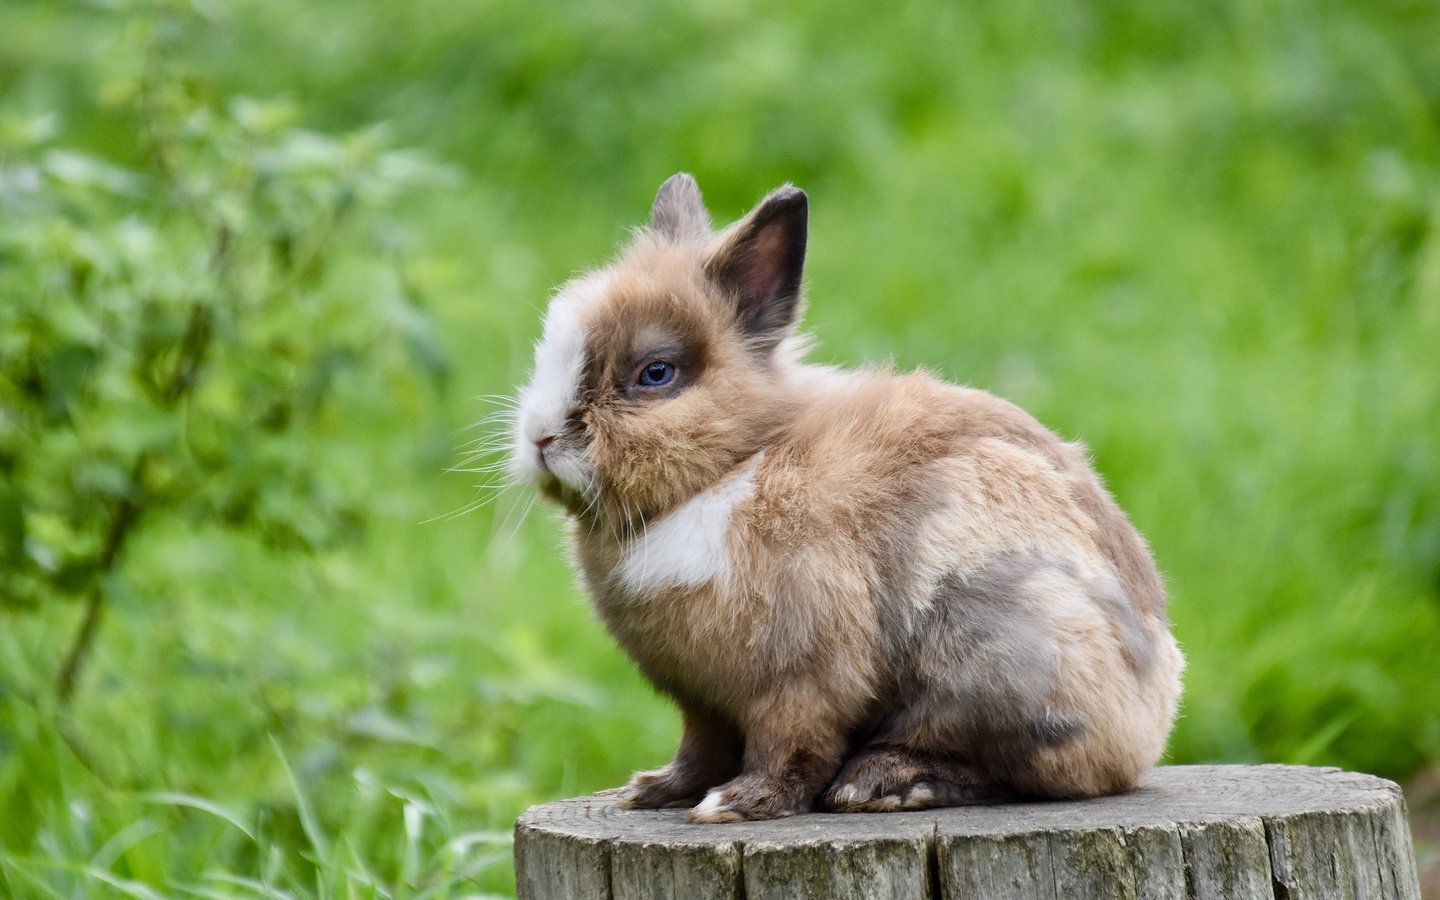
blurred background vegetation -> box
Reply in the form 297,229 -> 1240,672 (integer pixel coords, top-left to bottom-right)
2,0 -> 1439,895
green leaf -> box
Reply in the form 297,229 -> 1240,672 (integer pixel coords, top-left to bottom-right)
38,343 -> 99,422
0,112 -> 59,148
70,459 -> 132,502
52,559 -> 100,595
0,481 -> 25,562
228,96 -> 299,136
41,150 -> 143,196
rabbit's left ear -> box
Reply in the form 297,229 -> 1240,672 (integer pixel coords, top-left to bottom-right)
705,185 -> 808,350
650,173 -> 711,240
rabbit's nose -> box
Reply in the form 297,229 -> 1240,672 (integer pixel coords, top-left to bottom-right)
533,433 -> 556,471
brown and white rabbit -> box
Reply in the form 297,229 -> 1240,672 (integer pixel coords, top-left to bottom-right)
507,173 -> 1183,823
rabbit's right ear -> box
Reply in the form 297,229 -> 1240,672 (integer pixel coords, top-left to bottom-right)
705,185 -> 807,352
650,173 -> 711,240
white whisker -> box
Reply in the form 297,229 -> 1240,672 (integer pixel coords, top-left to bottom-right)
457,439 -> 515,456
445,459 -> 515,475
472,393 -> 523,407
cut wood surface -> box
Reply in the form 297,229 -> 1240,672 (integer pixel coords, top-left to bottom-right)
514,765 -> 1421,899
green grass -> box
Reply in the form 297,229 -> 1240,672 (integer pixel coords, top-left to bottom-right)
3,0 -> 1440,895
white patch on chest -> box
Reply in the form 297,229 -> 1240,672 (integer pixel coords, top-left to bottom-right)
613,455 -> 761,595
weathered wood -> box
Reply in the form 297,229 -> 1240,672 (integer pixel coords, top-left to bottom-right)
1179,818 -> 1272,899
742,832 -> 931,899
515,821 -> 610,900
514,765 -> 1422,899
608,839 -> 740,900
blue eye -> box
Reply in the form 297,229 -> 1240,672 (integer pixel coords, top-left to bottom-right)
638,361 -> 675,387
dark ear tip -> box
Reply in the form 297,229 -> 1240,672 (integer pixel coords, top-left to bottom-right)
766,183 -> 812,217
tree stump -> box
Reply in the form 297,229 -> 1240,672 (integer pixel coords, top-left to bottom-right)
514,765 -> 1421,899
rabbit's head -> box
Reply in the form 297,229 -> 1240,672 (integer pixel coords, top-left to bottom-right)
511,174 -> 809,530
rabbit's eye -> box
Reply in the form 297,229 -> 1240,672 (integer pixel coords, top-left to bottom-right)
637,361 -> 676,387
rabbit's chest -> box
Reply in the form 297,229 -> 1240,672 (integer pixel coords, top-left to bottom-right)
598,579 -> 775,707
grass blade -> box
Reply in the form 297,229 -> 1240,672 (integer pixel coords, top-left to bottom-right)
143,792 -> 258,844
269,735 -> 332,868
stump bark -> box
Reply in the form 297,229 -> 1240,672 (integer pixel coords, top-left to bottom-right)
514,764 -> 1421,899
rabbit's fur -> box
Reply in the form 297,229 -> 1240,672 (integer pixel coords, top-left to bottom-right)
509,174 -> 1183,822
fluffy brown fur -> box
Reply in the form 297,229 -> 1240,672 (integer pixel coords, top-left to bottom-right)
508,173 -> 1183,822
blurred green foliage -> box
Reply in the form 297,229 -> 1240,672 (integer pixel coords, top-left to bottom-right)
2,0 -> 1439,896
0,38 -> 454,723
0,83 -> 447,607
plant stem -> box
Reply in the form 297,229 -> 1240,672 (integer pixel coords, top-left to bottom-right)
55,457 -> 146,703
54,223 -> 225,701
163,301 -> 214,404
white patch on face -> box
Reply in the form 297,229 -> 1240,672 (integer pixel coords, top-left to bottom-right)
612,454 -> 762,595
511,272 -> 611,491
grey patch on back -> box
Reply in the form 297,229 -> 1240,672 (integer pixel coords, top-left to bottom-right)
1034,707 -> 1086,746
873,553 -> 1088,779
1083,570 -> 1159,677
869,550 -> 1166,787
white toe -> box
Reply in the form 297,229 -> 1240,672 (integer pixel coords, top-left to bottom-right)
902,784 -> 935,808
834,784 -> 863,804
693,790 -> 726,817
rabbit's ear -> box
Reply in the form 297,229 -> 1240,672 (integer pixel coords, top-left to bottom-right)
705,185 -> 808,350
650,173 -> 711,240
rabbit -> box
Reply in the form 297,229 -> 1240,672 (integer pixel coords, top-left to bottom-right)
506,173 -> 1183,823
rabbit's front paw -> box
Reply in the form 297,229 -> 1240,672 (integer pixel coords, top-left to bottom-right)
686,773 -> 808,823
614,765 -> 708,809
